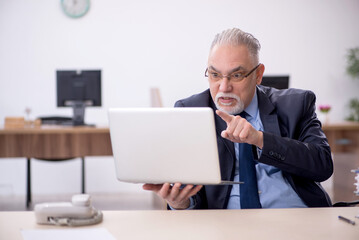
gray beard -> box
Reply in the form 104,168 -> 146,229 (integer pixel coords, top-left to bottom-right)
214,92 -> 244,115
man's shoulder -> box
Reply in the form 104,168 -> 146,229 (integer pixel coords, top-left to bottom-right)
257,85 -> 317,119
174,89 -> 212,107
258,85 -> 316,103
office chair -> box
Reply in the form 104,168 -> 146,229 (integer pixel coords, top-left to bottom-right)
260,76 -> 289,89
26,157 -> 85,208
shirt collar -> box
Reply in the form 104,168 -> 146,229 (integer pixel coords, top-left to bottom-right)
244,90 -> 258,119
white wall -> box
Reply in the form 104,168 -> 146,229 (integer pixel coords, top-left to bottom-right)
1,0 -> 359,196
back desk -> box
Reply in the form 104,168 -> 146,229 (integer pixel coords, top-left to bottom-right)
0,126 -> 112,159
322,122 -> 359,202
0,126 -> 113,207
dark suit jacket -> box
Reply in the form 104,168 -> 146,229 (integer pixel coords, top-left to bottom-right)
174,86 -> 333,208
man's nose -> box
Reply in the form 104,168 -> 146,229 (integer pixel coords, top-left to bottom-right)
219,78 -> 232,92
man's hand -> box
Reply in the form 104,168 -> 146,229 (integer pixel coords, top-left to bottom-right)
142,183 -> 202,210
216,110 -> 264,148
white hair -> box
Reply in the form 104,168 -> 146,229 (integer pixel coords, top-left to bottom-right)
210,28 -> 261,64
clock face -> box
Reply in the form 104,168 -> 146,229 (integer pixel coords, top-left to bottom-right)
61,0 -> 90,18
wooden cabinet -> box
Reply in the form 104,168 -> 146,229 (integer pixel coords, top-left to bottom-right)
323,122 -> 359,203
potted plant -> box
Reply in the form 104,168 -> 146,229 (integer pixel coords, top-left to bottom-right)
346,47 -> 359,122
318,104 -> 331,124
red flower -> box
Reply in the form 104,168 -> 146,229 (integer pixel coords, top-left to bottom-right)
319,104 -> 331,113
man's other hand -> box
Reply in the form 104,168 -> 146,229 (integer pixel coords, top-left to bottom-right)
142,183 -> 202,210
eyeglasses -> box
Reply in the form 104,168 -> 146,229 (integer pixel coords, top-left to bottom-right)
205,64 -> 261,83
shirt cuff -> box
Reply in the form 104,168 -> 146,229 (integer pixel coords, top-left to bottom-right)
168,197 -> 196,210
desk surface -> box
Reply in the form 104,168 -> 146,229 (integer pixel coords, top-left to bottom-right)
0,125 -> 110,134
1,208 -> 358,240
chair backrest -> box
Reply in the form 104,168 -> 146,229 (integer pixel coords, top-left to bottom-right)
261,76 -> 289,89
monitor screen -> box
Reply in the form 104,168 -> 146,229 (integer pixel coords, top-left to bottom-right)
260,76 -> 289,89
57,70 -> 101,107
56,70 -> 101,125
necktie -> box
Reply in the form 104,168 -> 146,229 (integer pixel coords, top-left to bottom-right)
238,112 -> 262,209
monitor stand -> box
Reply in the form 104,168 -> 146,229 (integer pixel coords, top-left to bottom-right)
72,101 -> 86,126
62,100 -> 95,126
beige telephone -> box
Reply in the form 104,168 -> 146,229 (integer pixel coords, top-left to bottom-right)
34,194 -> 103,226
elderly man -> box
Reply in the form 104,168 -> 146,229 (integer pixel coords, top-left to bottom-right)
143,28 -> 333,210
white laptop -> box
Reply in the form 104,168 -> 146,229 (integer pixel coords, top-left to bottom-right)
108,107 -> 242,185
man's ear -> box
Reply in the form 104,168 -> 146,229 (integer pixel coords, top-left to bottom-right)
256,64 -> 265,85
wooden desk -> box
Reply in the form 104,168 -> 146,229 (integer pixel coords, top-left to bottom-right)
0,126 -> 112,159
0,126 -> 113,207
322,122 -> 359,203
0,208 -> 358,240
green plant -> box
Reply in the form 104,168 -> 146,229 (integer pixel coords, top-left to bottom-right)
346,98 -> 359,122
346,47 -> 359,78
346,47 -> 359,122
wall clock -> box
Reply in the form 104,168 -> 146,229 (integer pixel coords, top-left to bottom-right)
61,0 -> 90,18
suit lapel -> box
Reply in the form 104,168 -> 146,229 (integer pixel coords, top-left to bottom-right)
257,87 -> 281,136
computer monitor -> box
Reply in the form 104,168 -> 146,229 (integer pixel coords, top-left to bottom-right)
57,70 -> 101,126
260,76 -> 289,89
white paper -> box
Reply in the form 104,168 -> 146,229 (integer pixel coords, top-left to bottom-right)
21,228 -> 117,240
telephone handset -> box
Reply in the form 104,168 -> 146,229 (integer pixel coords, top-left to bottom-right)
34,194 -> 103,226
